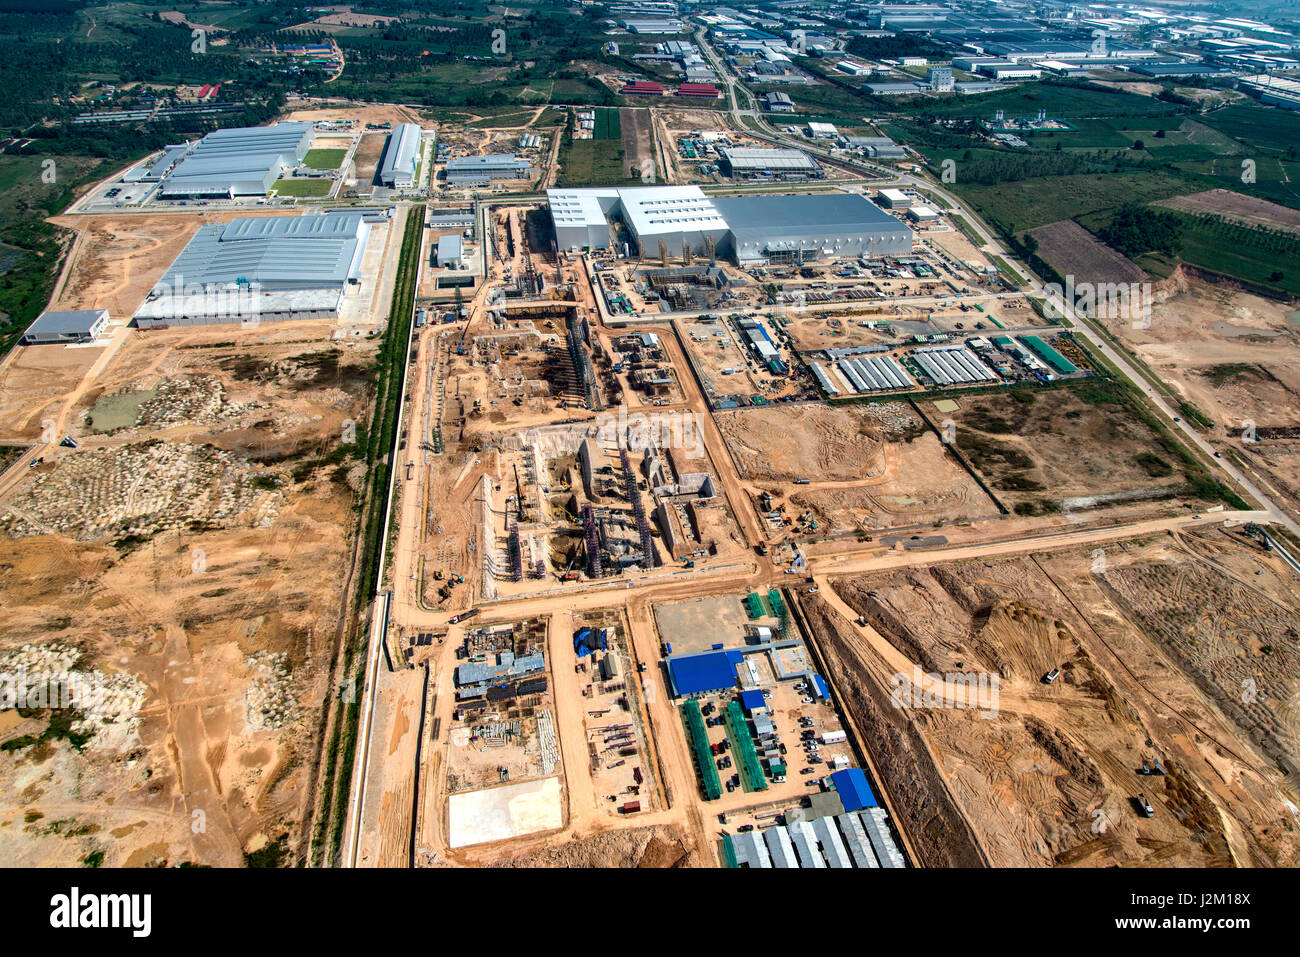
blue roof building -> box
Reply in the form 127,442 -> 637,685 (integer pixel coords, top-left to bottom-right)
830,768 -> 878,812
666,649 -> 745,697
740,688 -> 767,714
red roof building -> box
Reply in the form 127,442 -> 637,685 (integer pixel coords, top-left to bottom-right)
676,83 -> 720,98
621,80 -> 665,95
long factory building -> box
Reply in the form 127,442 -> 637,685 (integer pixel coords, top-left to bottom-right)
133,211 -> 372,327
912,344 -> 998,386
379,123 -> 423,188
548,185 -> 913,265
156,122 -> 315,198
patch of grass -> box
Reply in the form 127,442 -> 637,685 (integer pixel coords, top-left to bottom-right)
1155,209 -> 1300,296
3,708 -> 91,752
1178,401 -> 1214,429
1134,452 -> 1174,477
244,834 -> 289,868
556,138 -> 633,186
273,178 -> 332,198
1201,363 -> 1254,388
594,107 -> 621,140
81,850 -> 104,868
303,148 -> 347,169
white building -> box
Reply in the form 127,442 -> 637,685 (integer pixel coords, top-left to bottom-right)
20,308 -> 109,345
927,66 -> 954,91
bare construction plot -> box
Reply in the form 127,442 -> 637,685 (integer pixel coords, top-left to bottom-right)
717,402 -> 992,535
1107,278 -> 1300,522
447,776 -> 565,848
796,527 -> 1300,868
1026,219 -> 1146,285
946,383 -> 1201,516
1156,189 -> 1300,236
0,321 -> 378,868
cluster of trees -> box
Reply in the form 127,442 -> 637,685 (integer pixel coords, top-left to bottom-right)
845,32 -> 946,61
938,147 -> 1161,186
1099,203 -> 1181,257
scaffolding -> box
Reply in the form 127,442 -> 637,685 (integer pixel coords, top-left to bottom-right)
582,503 -> 603,578
622,449 -> 656,570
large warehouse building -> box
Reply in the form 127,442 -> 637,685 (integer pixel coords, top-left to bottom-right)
547,186 -> 912,264
717,146 -> 822,180
379,123 -> 422,188
157,122 -> 314,198
445,154 -> 531,187
133,211 -> 371,328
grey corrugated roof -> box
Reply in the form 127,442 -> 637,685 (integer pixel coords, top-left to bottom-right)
763,825 -> 799,868
163,122 -> 312,192
812,817 -> 852,869
729,831 -> 771,868
380,123 -> 422,184
152,212 -> 369,291
25,309 -> 107,335
835,812 -> 879,868
788,821 -> 826,868
720,147 -> 817,170
713,193 -> 912,241
446,154 -> 529,172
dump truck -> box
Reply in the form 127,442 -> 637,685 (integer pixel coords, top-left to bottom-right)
448,608 -> 480,625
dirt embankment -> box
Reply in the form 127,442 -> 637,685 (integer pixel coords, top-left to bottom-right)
491,824 -> 693,868
799,595 -> 988,868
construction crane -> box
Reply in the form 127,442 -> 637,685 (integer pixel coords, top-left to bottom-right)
513,463 -> 526,522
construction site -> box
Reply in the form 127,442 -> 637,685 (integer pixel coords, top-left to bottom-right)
11,85 -> 1300,878
341,162 -> 1300,869
0,319 -> 383,868
796,523 -> 1300,869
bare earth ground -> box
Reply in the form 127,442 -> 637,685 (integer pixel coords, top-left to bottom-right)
1156,189 -> 1300,237
1026,219 -> 1146,285
715,405 -> 889,483
1105,276 -> 1300,522
0,319 -> 377,867
948,386 -> 1193,513
0,346 -> 99,440
621,107 -> 654,179
45,210 -> 302,319
798,528 -> 1300,868
283,102 -> 421,128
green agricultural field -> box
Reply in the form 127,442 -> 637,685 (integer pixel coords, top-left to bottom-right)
557,138 -> 633,186
1198,103 -> 1300,156
1141,210 -> 1300,296
303,148 -> 348,169
468,111 -> 534,128
594,107 -> 621,140
274,178 -> 333,197
916,81 -> 1182,120
948,170 -> 1197,232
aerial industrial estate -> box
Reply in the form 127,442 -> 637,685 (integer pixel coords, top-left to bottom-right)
0,1 -> 1297,899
